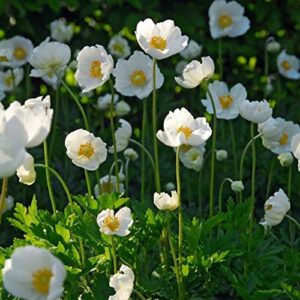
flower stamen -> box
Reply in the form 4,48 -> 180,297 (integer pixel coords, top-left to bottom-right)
177,126 -> 192,139
89,60 -> 103,79
218,15 -> 233,29
150,36 -> 167,51
130,70 -> 147,86
78,143 -> 95,158
219,94 -> 233,109
13,47 -> 27,60
281,60 -> 291,71
279,132 -> 289,145
32,268 -> 53,294
104,216 -> 120,231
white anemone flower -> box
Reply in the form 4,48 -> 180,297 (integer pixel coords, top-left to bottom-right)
108,35 -> 131,58
277,50 -> 300,80
29,38 -> 71,78
109,265 -> 134,300
0,68 -> 24,92
180,39 -> 202,60
135,18 -> 188,60
154,191 -> 179,211
156,107 -> 212,148
0,48 -> 13,67
97,207 -> 133,236
75,45 -> 114,93
109,119 -> 132,153
2,246 -> 66,300
96,93 -> 119,111
65,129 -> 107,171
16,152 -> 36,185
201,80 -> 247,120
50,18 -> 73,43
208,0 -> 250,39
175,57 -> 215,88
180,145 -> 205,172
260,189 -> 290,227
113,50 -> 164,99
239,99 -> 272,123
291,133 -> 300,171
277,152 -> 293,168
94,175 -> 125,197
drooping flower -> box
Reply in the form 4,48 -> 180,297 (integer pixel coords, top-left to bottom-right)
50,18 -> 73,43
96,93 -> 119,111
180,39 -> 202,60
157,107 -> 212,148
115,101 -> 131,117
179,145 -> 205,172
0,68 -> 24,92
75,45 -> 114,93
260,189 -> 290,227
94,175 -> 125,197
65,129 -> 107,171
239,99 -> 272,123
216,149 -> 228,161
277,152 -> 293,168
277,50 -> 300,80
135,18 -> 188,60
208,0 -> 250,39
175,57 -> 215,89
97,207 -> 133,236
113,51 -> 164,99
109,265 -> 134,300
291,133 -> 300,171
108,35 -> 131,58
154,191 -> 179,211
231,180 -> 244,192
266,37 -> 281,53
201,80 -> 247,119
124,148 -> 138,161
16,152 -> 36,185
109,119 -> 132,153
2,246 -> 66,300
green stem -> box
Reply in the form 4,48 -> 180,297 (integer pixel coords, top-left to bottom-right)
218,38 -> 223,80
84,170 -> 92,197
0,177 -> 8,223
133,289 -> 147,300
26,64 -> 32,98
110,235 -> 118,274
198,169 -> 203,216
288,165 -> 292,200
229,121 -> 238,178
141,99 -> 147,203
265,157 -> 275,199
286,215 -> 300,231
49,86 -> 60,158
43,140 -> 57,214
250,123 -> 256,224
79,238 -> 86,267
152,58 -> 161,192
125,159 -> 130,196
218,178 -> 232,213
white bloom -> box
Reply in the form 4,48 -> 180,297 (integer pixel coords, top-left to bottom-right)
180,145 -> 205,172
157,107 -> 212,148
65,129 -> 107,171
108,35 -> 131,58
216,149 -> 228,161
154,191 -> 179,211
266,37 -> 280,53
75,45 -> 114,93
109,119 -> 132,153
0,36 -> 33,67
180,39 -> 202,60
231,180 -> 244,192
113,51 -> 164,99
16,152 -> 36,185
29,38 -> 71,78
202,80 -> 247,119
97,93 -> 119,111
175,60 -> 188,75
0,48 -> 13,67
2,246 -> 66,300
175,57 -> 215,88
277,50 -> 300,80
97,207 -> 133,236
257,117 -> 281,140
115,101 -> 131,117
208,0 -> 250,39
239,99 -> 272,123
94,175 -> 125,197
277,152 -> 293,167
50,18 -> 73,43
109,265 -> 134,300
135,18 -> 188,60
291,133 -> 300,171
260,189 -> 290,227
0,68 -> 24,91
2,195 -> 14,214
124,148 -> 138,161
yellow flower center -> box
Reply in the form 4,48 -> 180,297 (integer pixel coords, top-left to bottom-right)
113,43 -> 124,54
0,56 -> 8,62
101,181 -> 114,193
150,36 -> 167,50
130,70 -> 147,86
177,126 -> 193,139
281,60 -> 291,71
279,132 -> 289,145
265,203 -> 273,211
179,144 -> 192,153
32,268 -> 53,294
218,15 -> 233,29
104,216 -> 120,231
78,143 -> 95,158
89,60 -> 103,79
219,94 -> 233,109
191,153 -> 199,161
13,47 -> 27,60
4,76 -> 13,87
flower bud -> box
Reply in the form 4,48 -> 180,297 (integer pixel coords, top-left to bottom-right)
118,172 -> 126,182
124,148 -> 138,161
165,182 -> 176,191
266,39 -> 281,53
231,181 -> 244,193
277,152 -> 293,167
16,153 -> 36,185
115,101 -> 131,117
216,149 -> 228,161
154,191 -> 179,211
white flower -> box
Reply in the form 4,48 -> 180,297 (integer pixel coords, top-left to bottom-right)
108,35 -> 131,58
75,45 -> 114,93
29,38 -> 71,78
124,148 -> 138,161
277,50 -> 300,80
260,189 -> 290,227
115,101 -> 131,117
175,60 -> 188,75
65,129 -> 107,171
277,152 -> 293,167
0,36 -> 33,67
50,18 -> 73,43
202,80 -> 247,119
97,93 -> 119,111
109,119 -> 132,153
16,152 -> 36,185
97,207 -> 133,236
180,39 -> 202,60
231,180 -> 244,192
208,0 -> 250,39
157,107 -> 212,148
94,175 -> 125,197
175,57 -> 215,89
266,37 -> 280,53
2,195 -> 14,214
135,18 -> 188,60
180,145 -> 205,172
216,149 -> 228,161
239,99 -> 272,123
113,51 -> 164,99
2,246 -> 66,300
0,68 -> 24,92
154,191 -> 179,211
109,265 -> 134,300
257,117 -> 281,140
291,133 -> 300,171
